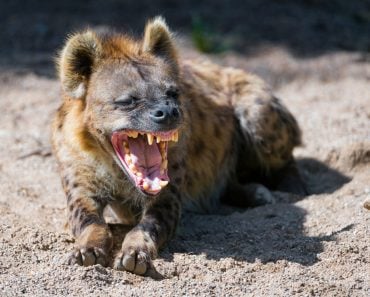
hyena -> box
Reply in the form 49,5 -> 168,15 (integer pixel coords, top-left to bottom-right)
52,17 -> 306,276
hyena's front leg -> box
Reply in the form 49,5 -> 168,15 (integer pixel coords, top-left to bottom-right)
114,186 -> 181,276
62,174 -> 113,267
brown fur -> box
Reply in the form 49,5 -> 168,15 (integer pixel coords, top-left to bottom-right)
52,17 -> 306,275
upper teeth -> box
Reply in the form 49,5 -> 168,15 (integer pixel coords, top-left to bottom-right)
147,134 -> 154,145
124,130 -> 179,144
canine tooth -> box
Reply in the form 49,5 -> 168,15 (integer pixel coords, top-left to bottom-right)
129,163 -> 137,173
136,172 -> 143,178
147,133 -> 154,145
159,143 -> 165,156
143,181 -> 149,191
173,131 -> 179,142
131,131 -> 138,138
160,159 -> 168,174
159,180 -> 169,187
156,135 -> 161,143
124,155 -> 131,163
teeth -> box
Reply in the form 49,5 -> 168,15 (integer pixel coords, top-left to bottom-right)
124,155 -> 131,163
136,172 -> 143,178
143,181 -> 149,191
129,163 -> 137,173
147,134 -> 154,145
131,131 -> 138,138
159,142 -> 166,159
123,141 -> 130,154
160,159 -> 168,174
173,131 -> 179,142
156,135 -> 161,143
159,180 -> 169,187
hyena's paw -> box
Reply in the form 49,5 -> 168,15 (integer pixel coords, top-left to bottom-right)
242,183 -> 276,206
114,247 -> 152,275
68,246 -> 109,267
253,184 -> 276,205
113,229 -> 157,276
67,224 -> 112,267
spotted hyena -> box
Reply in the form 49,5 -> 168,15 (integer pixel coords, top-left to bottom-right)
52,17 -> 306,276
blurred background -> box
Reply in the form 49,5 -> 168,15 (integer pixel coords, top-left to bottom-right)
1,0 -> 369,81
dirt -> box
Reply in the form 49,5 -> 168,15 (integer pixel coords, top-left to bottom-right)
0,1 -> 369,296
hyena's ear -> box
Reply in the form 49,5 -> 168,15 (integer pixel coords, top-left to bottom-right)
142,16 -> 178,74
58,31 -> 101,99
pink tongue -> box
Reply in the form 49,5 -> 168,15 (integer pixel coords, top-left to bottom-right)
127,136 -> 162,179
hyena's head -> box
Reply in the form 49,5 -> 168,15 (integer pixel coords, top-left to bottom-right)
59,17 -> 183,196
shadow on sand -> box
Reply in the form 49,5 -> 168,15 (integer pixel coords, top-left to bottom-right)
109,158 -> 351,268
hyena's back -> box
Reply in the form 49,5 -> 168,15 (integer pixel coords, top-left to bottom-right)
178,59 -> 303,212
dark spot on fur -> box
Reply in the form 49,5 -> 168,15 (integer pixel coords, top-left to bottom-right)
186,179 -> 193,188
169,184 -> 179,195
172,163 -> 180,171
243,119 -> 251,129
139,221 -> 159,241
67,192 -> 72,203
214,125 -> 221,138
210,150 -> 217,161
273,121 -> 282,131
278,145 -> 287,156
179,159 -> 186,167
148,209 -> 164,227
272,97 -> 280,104
73,208 -> 80,219
267,134 -> 277,144
193,139 -> 205,155
160,217 -> 172,235
80,214 -> 102,232
263,116 -> 270,125
72,182 -> 79,188
255,98 -> 264,105
219,116 -> 227,125
58,122 -> 63,130
197,109 -> 205,120
161,202 -> 172,211
63,177 -> 70,186
69,204 -> 74,212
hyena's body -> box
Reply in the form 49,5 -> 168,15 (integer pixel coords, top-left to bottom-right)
52,17 -> 305,276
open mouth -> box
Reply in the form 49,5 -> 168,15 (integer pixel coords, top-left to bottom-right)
111,130 -> 179,196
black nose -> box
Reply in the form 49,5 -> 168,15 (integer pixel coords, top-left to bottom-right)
150,105 -> 180,124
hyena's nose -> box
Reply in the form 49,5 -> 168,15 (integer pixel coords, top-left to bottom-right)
150,105 -> 180,124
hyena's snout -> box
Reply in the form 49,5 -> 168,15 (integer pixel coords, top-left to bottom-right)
149,102 -> 181,126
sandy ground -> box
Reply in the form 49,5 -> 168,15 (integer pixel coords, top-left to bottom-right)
1,1 -> 370,296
